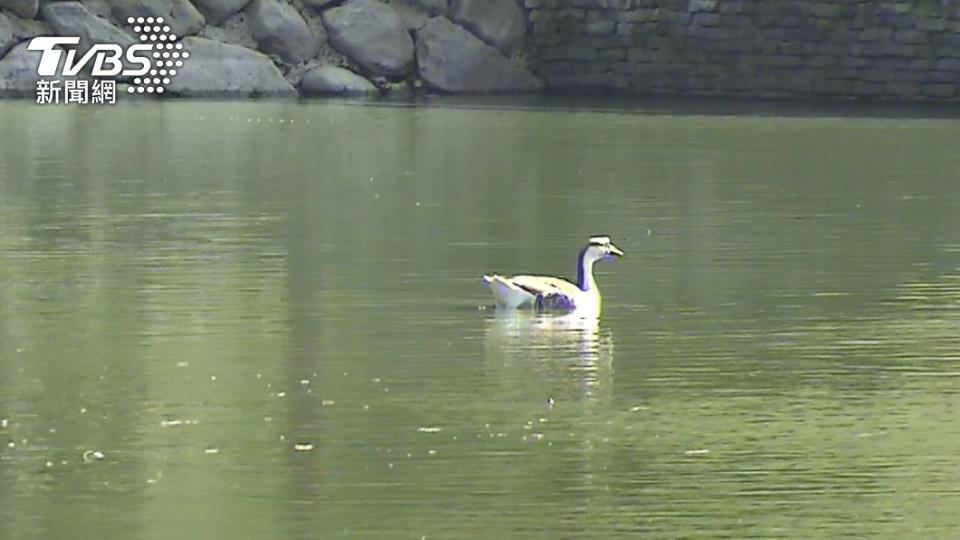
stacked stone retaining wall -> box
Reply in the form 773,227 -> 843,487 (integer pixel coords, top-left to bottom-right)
525,0 -> 960,101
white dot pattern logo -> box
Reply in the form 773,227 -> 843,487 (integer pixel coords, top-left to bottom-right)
124,16 -> 188,95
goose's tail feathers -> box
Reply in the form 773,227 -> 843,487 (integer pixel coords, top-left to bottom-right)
481,274 -> 534,309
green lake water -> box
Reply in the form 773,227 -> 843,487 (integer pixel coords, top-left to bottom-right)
0,100 -> 958,539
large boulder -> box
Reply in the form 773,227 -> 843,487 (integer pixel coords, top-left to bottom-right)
246,0 -> 319,63
449,0 -> 525,55
0,12 -> 16,58
391,0 -> 448,29
415,17 -> 542,93
389,1 -> 429,32
322,0 -> 414,78
166,37 -> 296,97
300,64 -> 376,95
41,2 -> 135,55
0,41 -> 62,97
81,0 -> 112,18
1,12 -> 47,58
403,0 -> 447,15
200,11 -> 258,50
192,0 -> 251,26
298,7 -> 328,54
109,0 -> 205,37
0,0 -> 39,19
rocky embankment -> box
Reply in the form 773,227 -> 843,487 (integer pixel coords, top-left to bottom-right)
0,0 -> 543,97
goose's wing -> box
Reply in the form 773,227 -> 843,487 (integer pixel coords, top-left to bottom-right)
480,274 -> 581,310
508,275 -> 581,311
507,275 -> 579,296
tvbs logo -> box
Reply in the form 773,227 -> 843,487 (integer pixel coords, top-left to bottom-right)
28,16 -> 187,104
29,37 -> 152,77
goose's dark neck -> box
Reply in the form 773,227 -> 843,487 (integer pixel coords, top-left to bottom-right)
576,247 -> 595,291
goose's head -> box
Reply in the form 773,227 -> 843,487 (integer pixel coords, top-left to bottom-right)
582,236 -> 624,263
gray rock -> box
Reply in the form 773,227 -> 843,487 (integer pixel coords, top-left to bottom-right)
41,2 -> 135,54
0,0 -> 39,19
415,16 -> 542,93
688,0 -> 718,11
449,0 -> 525,55
166,37 -> 296,97
81,0 -> 112,18
401,0 -> 447,15
0,41 -> 57,97
8,11 -> 48,42
192,0 -> 251,26
0,12 -> 15,59
246,0 -> 319,63
299,5 -> 328,50
300,64 -> 377,95
200,11 -> 258,50
302,0 -> 335,8
390,1 -> 429,31
322,0 -> 414,77
109,0 -> 205,37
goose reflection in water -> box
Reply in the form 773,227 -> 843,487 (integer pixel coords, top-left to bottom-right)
482,312 -> 615,403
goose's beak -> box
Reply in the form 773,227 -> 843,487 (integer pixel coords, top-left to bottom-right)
609,244 -> 624,257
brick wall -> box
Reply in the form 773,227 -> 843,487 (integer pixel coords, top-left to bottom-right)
524,0 -> 960,101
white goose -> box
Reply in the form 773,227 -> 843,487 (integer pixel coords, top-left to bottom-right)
481,236 -> 624,316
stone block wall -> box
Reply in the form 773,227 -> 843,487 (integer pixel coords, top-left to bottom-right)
524,0 -> 960,101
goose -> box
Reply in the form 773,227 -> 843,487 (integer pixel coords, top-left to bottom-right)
481,236 -> 624,316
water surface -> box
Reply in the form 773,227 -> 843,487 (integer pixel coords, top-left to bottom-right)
1,100 -> 958,538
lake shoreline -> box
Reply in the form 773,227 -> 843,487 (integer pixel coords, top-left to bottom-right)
3,91 -> 960,122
